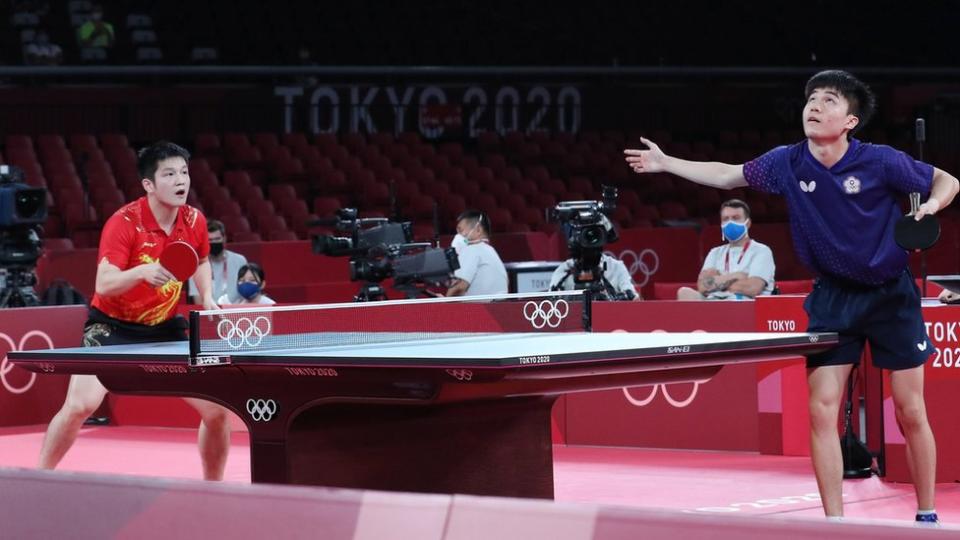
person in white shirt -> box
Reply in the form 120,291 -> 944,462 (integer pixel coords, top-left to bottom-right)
446,210 -> 508,297
549,215 -> 639,300
189,219 -> 247,304
677,199 -> 776,300
549,253 -> 639,300
217,262 -> 275,305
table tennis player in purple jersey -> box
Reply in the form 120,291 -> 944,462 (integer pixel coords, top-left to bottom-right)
625,70 -> 959,524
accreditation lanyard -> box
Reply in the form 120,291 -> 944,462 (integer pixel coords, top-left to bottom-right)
724,240 -> 751,273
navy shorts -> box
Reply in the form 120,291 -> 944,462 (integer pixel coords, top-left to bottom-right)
804,270 -> 932,370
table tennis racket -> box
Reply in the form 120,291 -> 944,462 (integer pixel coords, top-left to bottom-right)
160,241 -> 199,281
894,193 -> 940,251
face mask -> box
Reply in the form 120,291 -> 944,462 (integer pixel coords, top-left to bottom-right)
450,234 -> 468,252
721,220 -> 748,243
237,281 -> 260,300
210,242 -> 224,257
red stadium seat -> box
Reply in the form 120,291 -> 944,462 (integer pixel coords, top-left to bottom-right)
232,231 -> 262,242
223,132 -> 251,151
268,229 -> 299,241
219,214 -> 252,236
253,132 -> 280,152
195,133 -> 221,154
453,180 -> 481,200
653,281 -> 698,300
100,133 -> 129,150
43,238 -> 75,251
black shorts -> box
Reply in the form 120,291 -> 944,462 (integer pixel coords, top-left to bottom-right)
804,270 -> 932,370
82,307 -> 188,347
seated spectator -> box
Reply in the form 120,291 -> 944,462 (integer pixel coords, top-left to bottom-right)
677,199 -> 775,300
77,4 -> 114,49
24,31 -> 63,66
188,219 -> 247,304
218,263 -> 275,305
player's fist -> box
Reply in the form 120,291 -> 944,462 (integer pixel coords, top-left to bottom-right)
140,263 -> 176,287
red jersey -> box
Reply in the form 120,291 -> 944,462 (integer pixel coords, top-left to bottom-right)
91,197 -> 209,325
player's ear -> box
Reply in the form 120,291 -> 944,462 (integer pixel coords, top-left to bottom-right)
845,114 -> 859,132
141,177 -> 155,193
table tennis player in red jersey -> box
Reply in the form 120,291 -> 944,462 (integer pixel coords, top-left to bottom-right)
38,141 -> 232,480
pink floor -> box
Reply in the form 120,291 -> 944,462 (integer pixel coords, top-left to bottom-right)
1,425 -> 959,526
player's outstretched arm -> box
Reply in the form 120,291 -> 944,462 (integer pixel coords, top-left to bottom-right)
624,137 -> 747,190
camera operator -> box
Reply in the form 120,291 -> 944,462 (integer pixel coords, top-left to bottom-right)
444,210 -> 507,297
548,215 -> 639,300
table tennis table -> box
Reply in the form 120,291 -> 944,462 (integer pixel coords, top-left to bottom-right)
9,292 -> 837,498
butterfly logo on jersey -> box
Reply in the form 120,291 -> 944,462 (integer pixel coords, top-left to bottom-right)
799,180 -> 817,193
843,176 -> 861,194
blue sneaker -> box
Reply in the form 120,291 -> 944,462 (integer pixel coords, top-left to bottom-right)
915,512 -> 940,527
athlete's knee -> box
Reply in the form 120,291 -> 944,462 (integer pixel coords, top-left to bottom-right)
895,400 -> 928,433
195,403 -> 230,431
60,395 -> 101,420
808,394 -> 841,433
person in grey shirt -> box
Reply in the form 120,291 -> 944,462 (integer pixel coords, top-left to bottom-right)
677,199 -> 775,301
446,210 -> 508,297
188,219 -> 248,304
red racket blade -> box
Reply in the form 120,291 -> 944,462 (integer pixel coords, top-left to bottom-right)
159,241 -> 199,281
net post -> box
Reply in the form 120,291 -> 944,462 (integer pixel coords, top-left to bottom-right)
582,290 -> 593,332
189,310 -> 200,358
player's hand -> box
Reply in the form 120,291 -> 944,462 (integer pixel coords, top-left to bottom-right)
914,197 -> 940,220
202,297 -> 220,310
624,137 -> 668,174
938,289 -> 959,304
140,263 -> 176,287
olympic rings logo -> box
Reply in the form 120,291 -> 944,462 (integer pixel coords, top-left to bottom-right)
217,316 -> 272,349
615,327 -> 708,408
446,369 -> 473,381
523,299 -> 570,329
246,398 -> 277,422
1,330 -> 54,395
622,381 -> 709,408
606,249 -> 660,287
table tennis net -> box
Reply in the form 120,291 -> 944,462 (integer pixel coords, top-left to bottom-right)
190,290 -> 587,356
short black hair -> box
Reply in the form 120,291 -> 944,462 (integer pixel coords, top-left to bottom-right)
207,219 -> 226,237
456,209 -> 491,236
237,262 -> 265,283
720,199 -> 751,220
137,141 -> 190,181
804,70 -> 876,136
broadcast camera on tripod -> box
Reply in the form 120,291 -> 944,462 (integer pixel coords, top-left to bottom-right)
0,164 -> 48,308
547,185 -> 637,301
311,208 -> 459,301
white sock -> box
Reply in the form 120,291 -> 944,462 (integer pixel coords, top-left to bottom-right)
826,516 -> 844,522
917,509 -> 937,516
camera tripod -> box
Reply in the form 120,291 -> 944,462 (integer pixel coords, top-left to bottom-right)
0,266 -> 41,308
354,282 -> 389,302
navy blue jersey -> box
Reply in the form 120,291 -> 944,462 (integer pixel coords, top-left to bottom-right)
744,139 -> 934,284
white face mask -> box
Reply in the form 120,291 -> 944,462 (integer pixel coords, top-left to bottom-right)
451,221 -> 480,252
450,234 -> 468,252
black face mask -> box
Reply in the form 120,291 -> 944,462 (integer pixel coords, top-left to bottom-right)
210,242 -> 224,257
